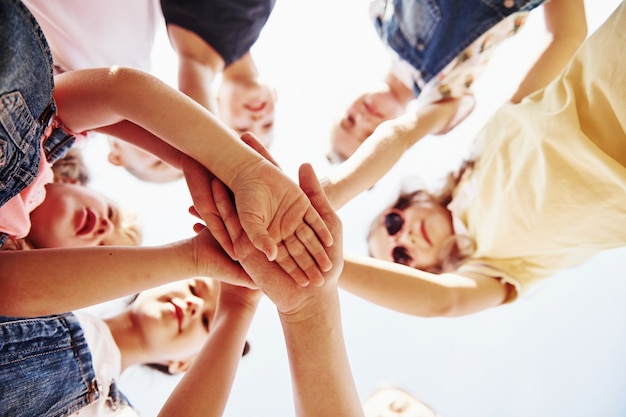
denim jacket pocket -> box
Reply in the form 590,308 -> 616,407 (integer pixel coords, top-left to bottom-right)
0,91 -> 42,207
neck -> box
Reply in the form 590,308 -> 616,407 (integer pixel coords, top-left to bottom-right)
222,52 -> 259,83
384,71 -> 414,107
104,312 -> 146,372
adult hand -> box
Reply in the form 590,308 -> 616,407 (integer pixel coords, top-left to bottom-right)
213,162 -> 343,314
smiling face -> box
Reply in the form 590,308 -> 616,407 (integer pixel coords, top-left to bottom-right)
368,199 -> 454,271
217,80 -> 276,149
129,278 -> 219,370
27,182 -> 139,248
329,90 -> 405,162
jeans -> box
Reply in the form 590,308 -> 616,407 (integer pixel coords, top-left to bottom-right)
0,0 -> 75,245
372,0 -> 546,95
0,313 -> 99,417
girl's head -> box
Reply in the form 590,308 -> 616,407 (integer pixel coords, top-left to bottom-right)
368,190 -> 457,271
368,161 -> 475,272
26,182 -> 142,248
127,278 -> 220,374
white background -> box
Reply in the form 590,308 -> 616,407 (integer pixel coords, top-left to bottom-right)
81,1 -> 626,416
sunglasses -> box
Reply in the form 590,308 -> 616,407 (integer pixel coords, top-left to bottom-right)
383,211 -> 413,266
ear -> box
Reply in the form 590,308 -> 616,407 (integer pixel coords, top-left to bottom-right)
166,358 -> 194,375
107,150 -> 123,166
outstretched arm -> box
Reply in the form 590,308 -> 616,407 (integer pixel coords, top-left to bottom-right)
340,253 -> 510,317
53,67 -> 333,283
0,229 -> 252,317
510,0 -> 587,103
324,98 -> 463,209
158,283 -> 261,417
213,163 -> 365,417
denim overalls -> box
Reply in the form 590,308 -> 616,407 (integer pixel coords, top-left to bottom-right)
0,0 -> 74,245
0,2 -> 95,416
372,0 -> 546,96
0,314 -> 99,417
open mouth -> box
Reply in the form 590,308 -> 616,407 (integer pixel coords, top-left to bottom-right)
76,208 -> 97,236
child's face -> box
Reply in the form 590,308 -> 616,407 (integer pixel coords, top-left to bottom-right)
362,387 -> 438,417
108,138 -> 182,183
329,90 -> 405,162
217,81 -> 276,149
130,278 -> 219,371
368,200 -> 454,271
27,182 -> 135,248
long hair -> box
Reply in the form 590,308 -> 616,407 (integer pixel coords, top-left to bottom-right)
368,160 -> 475,273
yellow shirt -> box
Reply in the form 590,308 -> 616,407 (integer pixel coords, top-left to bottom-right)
451,3 -> 626,296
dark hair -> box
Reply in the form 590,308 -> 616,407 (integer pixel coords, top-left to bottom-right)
368,159 -> 476,273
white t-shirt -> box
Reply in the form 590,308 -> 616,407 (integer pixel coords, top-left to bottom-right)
74,312 -> 139,417
22,0 -> 162,73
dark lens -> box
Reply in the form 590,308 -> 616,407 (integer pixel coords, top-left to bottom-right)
392,246 -> 412,265
384,212 -> 404,236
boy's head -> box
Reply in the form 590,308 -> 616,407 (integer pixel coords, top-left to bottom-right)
217,79 -> 277,149
108,138 -> 183,183
328,89 -> 405,163
27,182 -> 142,248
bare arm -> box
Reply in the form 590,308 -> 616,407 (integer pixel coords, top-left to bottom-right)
166,24 -> 225,113
510,0 -> 587,102
0,230 -> 252,317
158,283 -> 261,417
324,98 -> 462,209
53,67 -> 333,280
213,163 -> 365,417
340,253 -> 510,317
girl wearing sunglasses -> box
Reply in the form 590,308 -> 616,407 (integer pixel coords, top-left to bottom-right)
332,3 -> 626,318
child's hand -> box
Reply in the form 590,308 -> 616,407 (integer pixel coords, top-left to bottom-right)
213,162 -> 344,313
189,226 -> 256,289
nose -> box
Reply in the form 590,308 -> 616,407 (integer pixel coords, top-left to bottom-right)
186,296 -> 204,318
96,217 -> 113,236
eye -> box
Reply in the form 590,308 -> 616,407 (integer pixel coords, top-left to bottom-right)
392,246 -> 413,265
188,281 -> 198,296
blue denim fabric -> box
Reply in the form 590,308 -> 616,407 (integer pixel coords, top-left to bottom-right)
0,0 -> 75,246
372,0 -> 546,96
0,313 -> 100,417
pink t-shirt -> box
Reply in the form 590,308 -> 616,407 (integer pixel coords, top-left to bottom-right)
0,146 -> 53,239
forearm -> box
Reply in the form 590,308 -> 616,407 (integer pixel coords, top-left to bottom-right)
326,101 -> 459,209
340,253 -> 507,317
279,290 -> 365,417
54,67 -> 268,187
510,0 -> 587,103
158,299 -> 258,417
0,241 -> 195,316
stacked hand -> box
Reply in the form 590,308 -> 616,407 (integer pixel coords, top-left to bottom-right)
183,132 -> 337,288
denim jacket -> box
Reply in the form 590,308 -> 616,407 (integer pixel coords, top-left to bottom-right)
371,0 -> 546,96
0,0 -> 75,244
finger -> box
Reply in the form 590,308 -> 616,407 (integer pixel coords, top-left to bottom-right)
300,163 -> 340,239
212,179 -> 263,261
294,222 -> 332,273
282,232 -> 326,287
240,132 -> 280,168
274,242 -> 311,287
